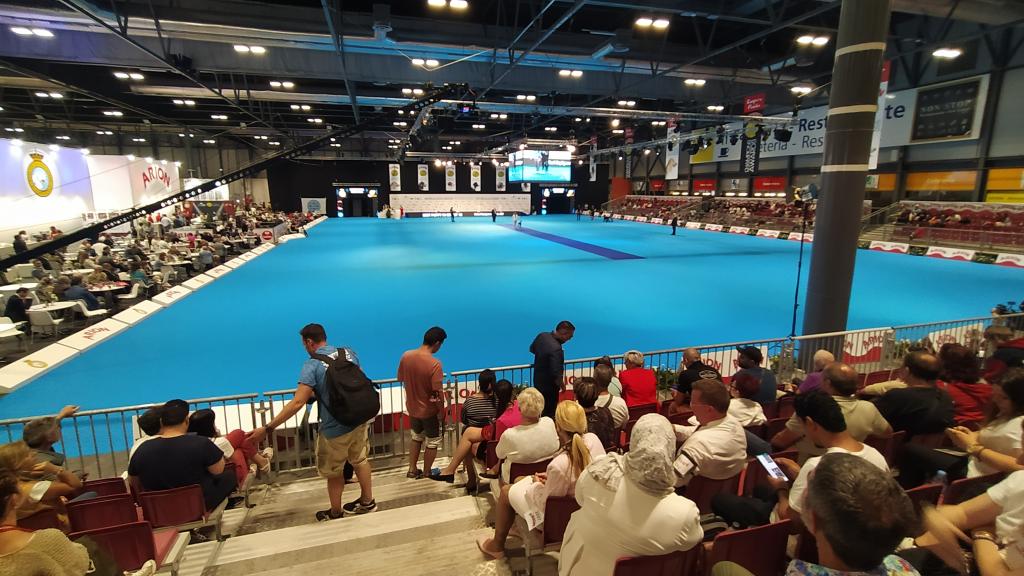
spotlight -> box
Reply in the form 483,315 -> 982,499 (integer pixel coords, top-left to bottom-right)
773,128 -> 793,143
791,86 -> 813,95
933,47 -> 962,59
635,17 -> 653,27
684,78 -> 706,87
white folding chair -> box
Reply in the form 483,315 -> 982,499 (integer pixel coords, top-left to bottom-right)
75,300 -> 108,325
117,283 -> 141,302
28,310 -> 64,342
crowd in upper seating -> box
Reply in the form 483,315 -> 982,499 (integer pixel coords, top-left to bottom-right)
894,203 -> 1024,231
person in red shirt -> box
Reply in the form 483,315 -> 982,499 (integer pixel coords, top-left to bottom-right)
397,327 -> 447,479
939,343 -> 992,426
618,350 -> 658,407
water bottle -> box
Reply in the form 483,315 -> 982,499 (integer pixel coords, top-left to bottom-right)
931,470 -> 949,497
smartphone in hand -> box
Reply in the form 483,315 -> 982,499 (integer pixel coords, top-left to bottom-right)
756,454 -> 788,481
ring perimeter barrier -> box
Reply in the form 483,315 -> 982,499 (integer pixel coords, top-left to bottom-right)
0,312 -> 1019,479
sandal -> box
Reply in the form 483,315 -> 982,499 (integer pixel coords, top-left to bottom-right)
406,469 -> 423,479
476,537 -> 505,560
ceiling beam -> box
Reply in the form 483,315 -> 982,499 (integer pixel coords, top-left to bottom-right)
320,0 -> 360,123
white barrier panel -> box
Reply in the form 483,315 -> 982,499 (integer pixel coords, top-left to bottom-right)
869,240 -> 910,254
182,273 -> 216,291
58,318 -> 129,351
0,343 -> 78,393
151,285 -> 193,306
757,229 -> 781,238
928,322 -> 985,348
224,258 -> 246,269
612,214 -> 623,220
996,253 -> 1024,268
112,299 -> 163,325
238,251 -> 259,261
843,330 -> 891,365
926,246 -> 976,261
636,216 -> 649,223
729,226 -> 750,234
624,215 -> 636,221
651,218 -> 664,225
277,233 -> 305,243
685,222 -> 702,229
705,224 -> 724,232
205,264 -> 233,279
787,232 -> 805,241
252,243 -> 274,254
804,233 -> 814,242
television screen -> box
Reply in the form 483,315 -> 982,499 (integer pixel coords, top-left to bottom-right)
508,150 -> 572,182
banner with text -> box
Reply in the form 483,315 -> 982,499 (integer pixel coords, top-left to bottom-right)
665,143 -> 680,180
417,164 -> 429,191
470,164 -> 481,191
445,166 -> 457,191
388,163 -> 401,192
496,166 -> 507,191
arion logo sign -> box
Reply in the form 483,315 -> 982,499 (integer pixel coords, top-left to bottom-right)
261,230 -> 273,241
307,199 -> 322,212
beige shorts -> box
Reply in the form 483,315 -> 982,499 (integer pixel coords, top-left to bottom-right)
315,423 -> 370,478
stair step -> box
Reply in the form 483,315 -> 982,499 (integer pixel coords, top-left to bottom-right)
208,495 -> 489,575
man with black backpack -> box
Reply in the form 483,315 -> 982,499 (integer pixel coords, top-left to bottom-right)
247,323 -> 377,521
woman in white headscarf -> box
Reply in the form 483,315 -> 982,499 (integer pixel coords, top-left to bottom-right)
558,413 -> 703,576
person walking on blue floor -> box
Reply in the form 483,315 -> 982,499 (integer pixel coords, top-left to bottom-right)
450,207 -> 455,223
671,216 -> 678,235
491,209 -> 497,223
530,321 -> 575,419
247,323 -> 376,521
576,205 -> 581,221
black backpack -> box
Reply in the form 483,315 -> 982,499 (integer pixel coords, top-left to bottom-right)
312,351 -> 381,426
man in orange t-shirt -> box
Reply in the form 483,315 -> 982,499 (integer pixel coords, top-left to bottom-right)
398,326 -> 447,479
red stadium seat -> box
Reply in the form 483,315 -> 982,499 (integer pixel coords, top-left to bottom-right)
67,493 -> 138,532
766,417 -> 789,441
509,459 -> 552,482
684,473 -> 742,515
774,395 -> 796,419
942,472 -> 1006,505
627,402 -> 659,421
138,485 -> 227,540
905,483 -> 943,516
82,477 -> 129,497
613,547 -> 701,576
704,520 -> 792,576
864,430 -> 906,468
70,521 -> 188,576
17,508 -> 61,531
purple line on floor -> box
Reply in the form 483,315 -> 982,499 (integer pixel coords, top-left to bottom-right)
502,224 -> 644,260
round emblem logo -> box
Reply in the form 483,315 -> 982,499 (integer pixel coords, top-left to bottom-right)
261,230 -> 273,240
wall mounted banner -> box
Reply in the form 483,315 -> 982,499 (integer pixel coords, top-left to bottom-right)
388,163 -> 401,191
445,166 -> 457,191
996,253 -> 1024,268
926,246 -> 976,261
496,166 -> 507,191
1,140 -> 94,232
740,126 -> 761,175
665,144 -> 680,180
692,74 -> 990,165
589,155 -> 597,182
417,164 -> 429,191
301,197 -> 326,214
869,240 -> 910,254
469,164 -> 481,191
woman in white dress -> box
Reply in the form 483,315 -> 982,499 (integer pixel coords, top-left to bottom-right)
558,413 -> 704,576
477,400 -> 605,559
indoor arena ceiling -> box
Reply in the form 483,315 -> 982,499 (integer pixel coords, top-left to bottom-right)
0,0 -> 1020,157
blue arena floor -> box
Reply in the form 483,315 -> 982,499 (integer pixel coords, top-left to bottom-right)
2,214 -> 1023,418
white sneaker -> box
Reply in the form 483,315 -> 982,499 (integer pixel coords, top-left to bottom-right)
260,447 -> 274,462
125,560 -> 157,576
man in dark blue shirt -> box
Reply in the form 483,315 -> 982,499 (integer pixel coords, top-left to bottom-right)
63,276 -> 100,310
529,320 -> 575,418
732,346 -> 778,405
3,288 -> 32,323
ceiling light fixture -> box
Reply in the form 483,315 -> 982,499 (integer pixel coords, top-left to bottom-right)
652,18 -> 670,29
103,110 -> 123,116
234,45 -> 250,52
211,114 -> 228,120
473,124 -> 486,129
449,0 -> 469,8
933,47 -> 962,59
611,118 -> 620,127
811,36 -> 830,46
10,27 -> 31,35
129,72 -> 144,80
707,105 -> 724,112
790,85 -> 813,95
635,17 -> 653,27
425,59 -> 440,68
412,58 -> 425,66
202,139 -> 216,144
114,72 -> 130,79
612,129 -> 624,134
427,0 -> 447,6
797,35 -> 814,45
55,135 -> 70,140
684,78 -> 706,87
307,117 -> 323,123
132,137 -> 146,142
31,28 -> 53,37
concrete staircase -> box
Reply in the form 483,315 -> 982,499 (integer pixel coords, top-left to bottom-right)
177,461 -> 560,576
859,223 -> 894,243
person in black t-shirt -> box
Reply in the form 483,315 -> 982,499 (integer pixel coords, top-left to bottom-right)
668,348 -> 722,415
128,399 -> 236,511
875,352 -> 955,440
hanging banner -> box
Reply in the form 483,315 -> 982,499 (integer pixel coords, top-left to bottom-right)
496,166 -> 507,191
744,93 -> 766,114
469,164 -> 481,191
589,155 -> 597,182
445,165 -> 457,191
869,61 -> 891,169
740,125 -> 761,175
665,143 -> 680,180
388,163 -> 401,192
301,197 -> 326,215
417,164 -> 429,191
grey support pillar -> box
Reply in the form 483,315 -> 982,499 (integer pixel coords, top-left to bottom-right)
802,0 -> 892,336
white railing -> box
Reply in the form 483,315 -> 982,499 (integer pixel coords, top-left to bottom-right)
1,312 -> 1019,478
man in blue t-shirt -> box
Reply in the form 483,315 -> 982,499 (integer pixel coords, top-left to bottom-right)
248,323 -> 376,521
732,346 -> 778,405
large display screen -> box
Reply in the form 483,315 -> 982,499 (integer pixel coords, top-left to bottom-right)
508,150 -> 572,182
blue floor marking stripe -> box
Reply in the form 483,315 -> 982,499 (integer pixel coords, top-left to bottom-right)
503,224 -> 644,260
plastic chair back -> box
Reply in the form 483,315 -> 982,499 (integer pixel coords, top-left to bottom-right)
686,473 -> 742,515
83,477 -> 129,497
744,424 -> 767,440
509,459 -> 552,482
864,430 -> 907,468
17,508 -> 61,531
667,411 -> 694,426
542,496 -> 580,546
942,472 -> 1006,505
70,521 -> 155,572
627,402 -> 659,421
68,494 -> 137,532
775,395 -> 796,419
138,485 -> 206,528
905,483 -> 943,517
705,520 -> 792,576
613,548 -> 699,576
766,417 -> 789,441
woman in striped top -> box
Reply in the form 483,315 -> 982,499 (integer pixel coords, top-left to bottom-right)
461,369 -> 498,429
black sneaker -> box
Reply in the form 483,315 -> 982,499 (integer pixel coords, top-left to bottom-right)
315,508 -> 343,522
342,498 -> 377,516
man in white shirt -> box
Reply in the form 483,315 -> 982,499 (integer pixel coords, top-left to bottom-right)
673,379 -> 747,487
594,364 -> 629,429
712,391 -> 888,529
772,362 -> 891,463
